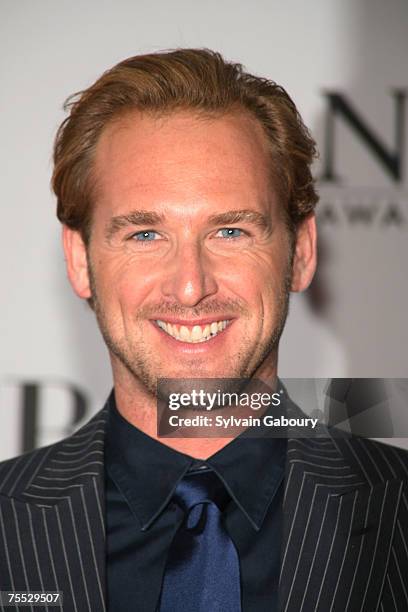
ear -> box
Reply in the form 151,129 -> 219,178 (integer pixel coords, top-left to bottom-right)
62,226 -> 92,299
291,214 -> 317,292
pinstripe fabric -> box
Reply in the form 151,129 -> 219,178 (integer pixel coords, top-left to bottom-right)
0,408 -> 107,612
0,397 -> 408,611
279,434 -> 406,612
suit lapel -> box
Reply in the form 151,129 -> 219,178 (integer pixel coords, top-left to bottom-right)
2,396 -> 404,612
6,406 -> 109,612
280,434 -> 403,612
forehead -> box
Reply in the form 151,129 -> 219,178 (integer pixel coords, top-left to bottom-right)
91,109 -> 277,219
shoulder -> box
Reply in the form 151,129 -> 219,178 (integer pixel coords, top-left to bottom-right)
335,435 -> 408,482
364,438 -> 408,477
0,405 -> 109,498
0,444 -> 56,497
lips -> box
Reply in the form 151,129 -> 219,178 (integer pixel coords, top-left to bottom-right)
155,319 -> 230,343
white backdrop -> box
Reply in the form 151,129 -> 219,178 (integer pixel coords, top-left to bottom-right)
1,0 -> 407,459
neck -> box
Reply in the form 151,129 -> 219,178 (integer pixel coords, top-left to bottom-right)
111,358 -> 278,460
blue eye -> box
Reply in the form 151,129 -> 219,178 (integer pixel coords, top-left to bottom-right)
218,228 -> 243,238
132,231 -> 158,241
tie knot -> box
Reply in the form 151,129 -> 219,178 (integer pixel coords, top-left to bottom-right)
173,470 -> 229,515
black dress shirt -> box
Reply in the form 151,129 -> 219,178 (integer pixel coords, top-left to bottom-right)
105,398 -> 286,611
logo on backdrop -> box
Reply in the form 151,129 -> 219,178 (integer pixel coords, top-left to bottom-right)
1,380 -> 90,454
318,89 -> 407,227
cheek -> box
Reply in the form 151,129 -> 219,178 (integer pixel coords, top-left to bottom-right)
221,250 -> 287,298
92,252 -> 157,301
114,273 -> 157,313
237,254 -> 290,323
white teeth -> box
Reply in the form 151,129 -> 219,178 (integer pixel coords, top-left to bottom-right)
156,319 -> 230,343
191,325 -> 202,341
179,325 -> 190,341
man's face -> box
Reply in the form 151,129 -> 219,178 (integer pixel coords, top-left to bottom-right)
64,110 -> 316,395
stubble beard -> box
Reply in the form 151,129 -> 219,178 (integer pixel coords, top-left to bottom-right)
87,257 -> 293,399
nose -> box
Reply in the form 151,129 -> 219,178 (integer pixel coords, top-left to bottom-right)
161,241 -> 218,307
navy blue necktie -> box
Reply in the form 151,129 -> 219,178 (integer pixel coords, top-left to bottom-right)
159,470 -> 241,612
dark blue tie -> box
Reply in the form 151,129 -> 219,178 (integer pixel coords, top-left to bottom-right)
159,470 -> 241,612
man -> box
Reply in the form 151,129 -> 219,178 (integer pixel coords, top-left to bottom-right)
0,49 -> 407,611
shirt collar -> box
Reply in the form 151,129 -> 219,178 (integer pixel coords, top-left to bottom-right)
206,435 -> 286,530
105,392 -> 287,532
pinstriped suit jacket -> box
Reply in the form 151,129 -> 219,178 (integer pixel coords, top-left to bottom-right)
0,399 -> 408,612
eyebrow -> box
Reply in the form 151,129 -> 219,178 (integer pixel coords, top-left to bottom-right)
105,210 -> 165,241
105,208 -> 271,240
207,209 -> 271,230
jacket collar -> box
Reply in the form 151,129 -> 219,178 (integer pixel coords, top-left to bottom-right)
9,394 -> 405,612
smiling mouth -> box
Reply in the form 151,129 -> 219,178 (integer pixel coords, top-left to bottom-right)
155,319 -> 231,343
